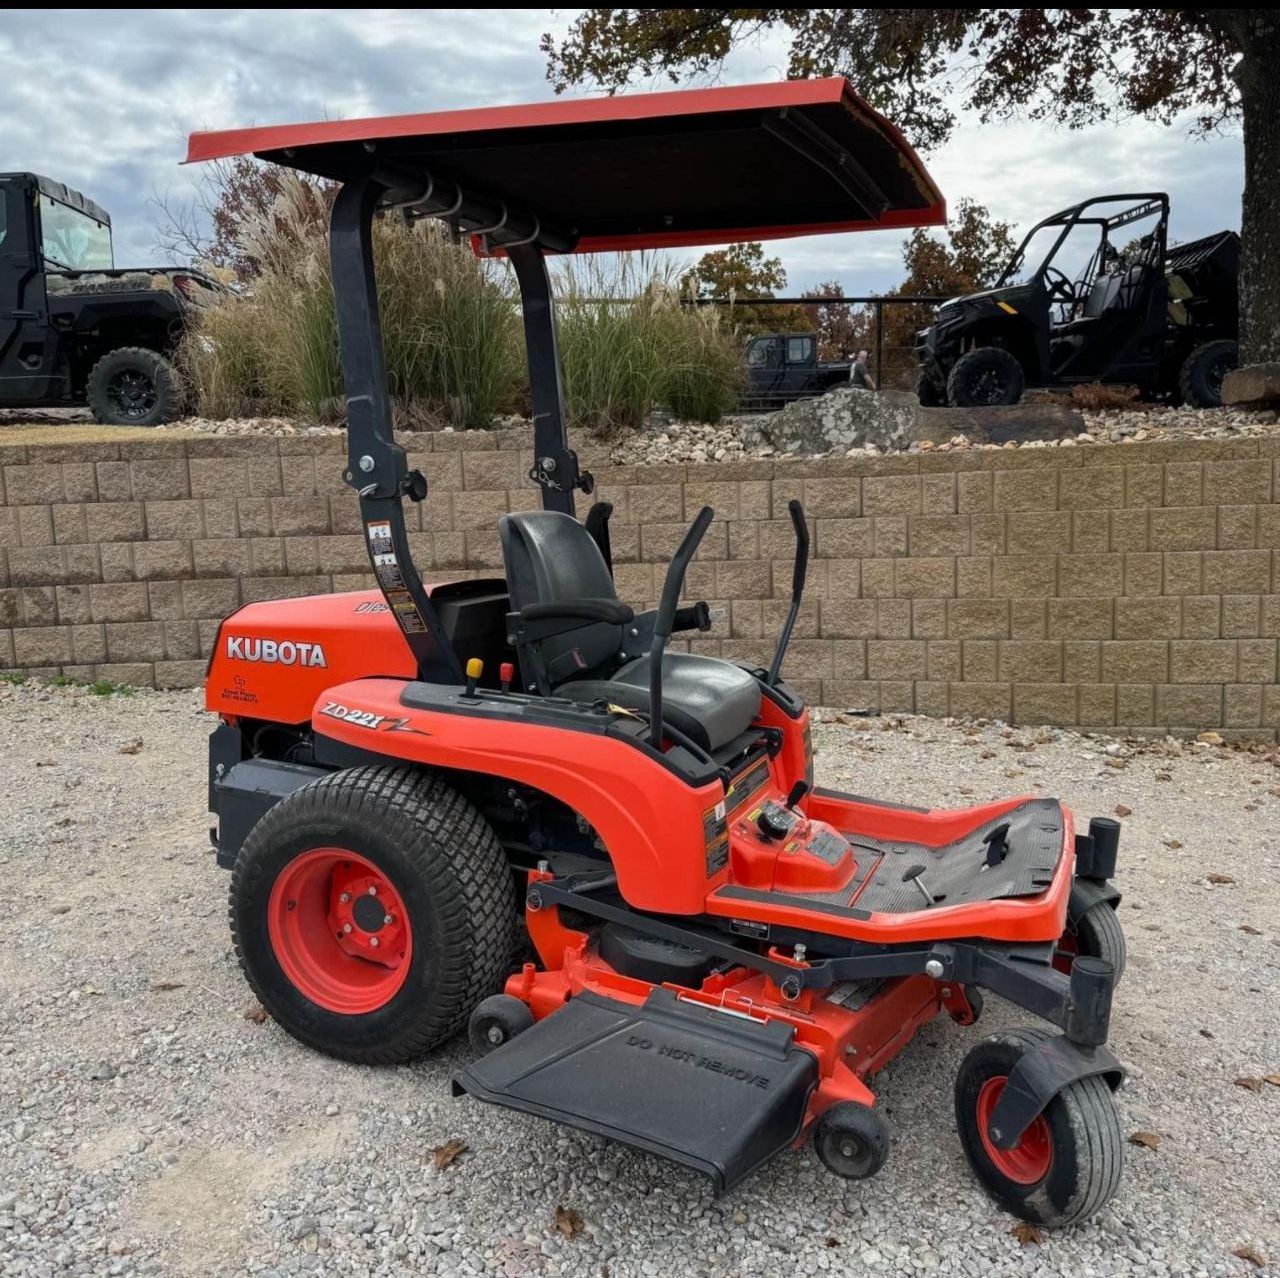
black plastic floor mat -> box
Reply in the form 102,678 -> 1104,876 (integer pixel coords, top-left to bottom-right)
843,798 -> 1064,914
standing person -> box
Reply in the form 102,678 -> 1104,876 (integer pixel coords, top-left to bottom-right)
849,348 -> 877,391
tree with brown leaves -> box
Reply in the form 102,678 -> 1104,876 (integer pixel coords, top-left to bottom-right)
543,10 -> 1277,365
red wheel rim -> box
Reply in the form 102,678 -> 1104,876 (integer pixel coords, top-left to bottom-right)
267,848 -> 412,1014
1053,928 -> 1079,975
976,1076 -> 1053,1185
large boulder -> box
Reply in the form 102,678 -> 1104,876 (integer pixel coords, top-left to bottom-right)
1222,363 -> 1280,408
744,386 -> 1083,455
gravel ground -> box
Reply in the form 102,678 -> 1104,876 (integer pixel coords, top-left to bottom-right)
1,680 -> 1278,1278
7,402 -> 1279,464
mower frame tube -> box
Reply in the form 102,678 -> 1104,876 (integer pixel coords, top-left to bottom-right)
529,874 -> 1118,1039
329,178 -> 462,685
767,499 -> 809,686
649,506 -> 714,746
327,180 -> 587,685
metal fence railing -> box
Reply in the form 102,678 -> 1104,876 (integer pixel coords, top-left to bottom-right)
689,295 -> 948,393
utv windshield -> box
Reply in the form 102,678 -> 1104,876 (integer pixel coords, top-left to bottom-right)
40,194 -> 113,271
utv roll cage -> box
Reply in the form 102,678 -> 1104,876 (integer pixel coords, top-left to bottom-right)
187,78 -> 944,688
996,193 -> 1169,301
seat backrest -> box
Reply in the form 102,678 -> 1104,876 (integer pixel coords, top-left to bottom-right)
499,510 -> 623,681
1082,271 -> 1124,318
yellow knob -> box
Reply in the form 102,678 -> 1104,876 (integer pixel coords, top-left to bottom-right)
466,657 -> 484,680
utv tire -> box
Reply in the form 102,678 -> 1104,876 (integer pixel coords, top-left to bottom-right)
916,373 -> 945,406
955,1027 -> 1122,1226
1055,897 -> 1126,981
230,766 -> 517,1065
946,347 -> 1025,408
1178,339 -> 1238,408
85,346 -> 180,426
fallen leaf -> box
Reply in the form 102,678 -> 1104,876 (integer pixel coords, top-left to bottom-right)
1240,924 -> 1262,935
83,984 -> 105,997
1128,1130 -> 1162,1150
825,1237 -> 839,1249
1232,1244 -> 1266,1268
118,738 -> 144,755
1104,758 -> 1128,770
1234,1077 -> 1265,1093
980,749 -> 996,759
151,980 -> 185,991
1264,1075 -> 1280,1088
1207,873 -> 1236,885
1011,1221 -> 1046,1246
432,1139 -> 467,1170
1164,838 -> 1183,849
35,759 -> 55,767
242,1003 -> 268,1024
1114,804 -> 1133,818
1199,1028 -> 1215,1039
553,1205 -> 584,1238
1197,731 -> 1224,745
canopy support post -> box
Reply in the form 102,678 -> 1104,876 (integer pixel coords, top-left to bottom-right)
329,177 -> 463,685
507,242 -> 587,516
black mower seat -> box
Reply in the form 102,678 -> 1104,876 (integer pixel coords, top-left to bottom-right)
499,510 -> 761,752
559,652 -> 761,752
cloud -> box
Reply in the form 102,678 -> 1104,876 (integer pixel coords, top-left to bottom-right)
0,7 -> 1242,292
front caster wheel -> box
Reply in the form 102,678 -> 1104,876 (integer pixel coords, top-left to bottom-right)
813,1103 -> 890,1180
468,994 -> 534,1055
955,1028 -> 1123,1226
1056,898 -> 1126,980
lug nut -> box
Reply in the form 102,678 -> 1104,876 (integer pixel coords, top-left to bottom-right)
383,914 -> 394,926
487,1025 -> 504,1045
343,923 -> 353,934
368,885 -> 378,896
339,892 -> 351,903
369,936 -> 379,948
925,958 -> 944,979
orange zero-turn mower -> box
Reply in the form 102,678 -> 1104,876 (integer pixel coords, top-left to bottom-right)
191,79 -> 1127,1225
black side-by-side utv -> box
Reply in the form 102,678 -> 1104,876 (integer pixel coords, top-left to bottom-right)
915,194 -> 1239,409
0,173 -> 219,424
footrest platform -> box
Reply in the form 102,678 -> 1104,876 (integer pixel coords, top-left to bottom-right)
452,989 -> 818,1192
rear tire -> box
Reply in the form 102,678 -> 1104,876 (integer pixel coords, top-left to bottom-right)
946,347 -> 1025,407
1178,339 -> 1238,408
955,1027 -> 1122,1226
85,346 -> 180,426
230,766 -> 516,1064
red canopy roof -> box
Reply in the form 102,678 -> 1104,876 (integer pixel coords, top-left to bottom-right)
186,78 -> 944,254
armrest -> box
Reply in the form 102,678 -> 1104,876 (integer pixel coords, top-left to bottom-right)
673,602 -> 712,633
519,598 -> 635,625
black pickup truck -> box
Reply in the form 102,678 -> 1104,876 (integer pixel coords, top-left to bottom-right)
1,172 -> 220,425
742,331 -> 851,409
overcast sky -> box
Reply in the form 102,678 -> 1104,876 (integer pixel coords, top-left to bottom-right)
0,8 -> 1243,292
